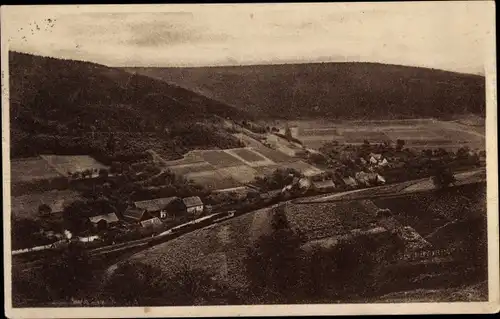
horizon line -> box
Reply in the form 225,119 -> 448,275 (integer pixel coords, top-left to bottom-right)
9,49 -> 486,77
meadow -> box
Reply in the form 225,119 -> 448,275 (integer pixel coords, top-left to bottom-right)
11,189 -> 83,220
288,119 -> 485,152
40,155 -> 109,176
10,157 -> 63,184
160,146 -> 322,191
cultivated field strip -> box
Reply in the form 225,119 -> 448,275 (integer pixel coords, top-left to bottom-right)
10,157 -> 64,183
293,119 -> 485,151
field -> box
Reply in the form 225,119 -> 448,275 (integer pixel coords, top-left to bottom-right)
217,166 -> 258,184
11,189 -> 83,220
40,155 -> 108,176
287,119 -> 485,151
199,151 -> 243,167
184,170 -> 241,191
10,157 -> 63,184
160,144 -> 322,191
228,148 -> 267,163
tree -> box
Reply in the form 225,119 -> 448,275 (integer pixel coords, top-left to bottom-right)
98,168 -> 109,178
40,243 -> 95,301
432,165 -> 456,189
396,139 -> 405,151
38,203 -> 52,216
309,152 -> 327,165
244,205 -> 305,302
456,146 -> 471,159
101,261 -> 164,306
284,123 -> 292,140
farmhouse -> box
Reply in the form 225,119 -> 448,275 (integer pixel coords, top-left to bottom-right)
182,196 -> 204,217
134,197 -> 185,220
342,176 -> 358,189
89,213 -> 120,230
123,207 -> 152,223
312,180 -> 336,192
140,217 -> 163,228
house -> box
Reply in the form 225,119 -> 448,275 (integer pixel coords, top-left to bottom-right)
378,158 -> 390,167
260,189 -> 282,200
89,213 -> 120,230
140,217 -> 163,228
182,196 -> 204,217
370,153 -> 384,161
134,197 -> 185,220
356,172 -> 386,186
298,177 -> 312,190
312,180 -> 336,192
123,207 -> 152,223
342,176 -> 358,189
376,174 -> 386,184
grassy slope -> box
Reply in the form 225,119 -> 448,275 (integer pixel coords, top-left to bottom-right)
120,183 -> 487,302
9,52 -> 249,160
125,63 -> 485,120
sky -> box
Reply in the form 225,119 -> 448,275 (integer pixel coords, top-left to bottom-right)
3,2 -> 494,74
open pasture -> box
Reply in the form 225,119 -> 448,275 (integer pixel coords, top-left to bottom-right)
250,145 -> 293,163
184,170 -> 241,190
285,160 -> 324,177
11,189 -> 83,220
289,119 -> 485,151
217,165 -> 258,184
168,162 -> 215,176
340,130 -> 392,143
40,155 -> 108,175
161,151 -> 206,166
10,157 -> 63,184
199,150 -> 244,168
384,130 -> 442,141
300,128 -> 340,137
227,148 -> 268,163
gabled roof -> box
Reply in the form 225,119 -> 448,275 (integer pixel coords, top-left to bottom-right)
140,217 -> 163,228
369,153 -> 383,160
123,207 -> 148,221
134,197 -> 180,212
313,180 -> 336,189
50,199 -> 66,213
182,196 -> 203,208
342,176 -> 358,186
89,213 -> 119,224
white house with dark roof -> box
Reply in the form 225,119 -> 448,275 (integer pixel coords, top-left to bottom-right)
182,196 -> 204,217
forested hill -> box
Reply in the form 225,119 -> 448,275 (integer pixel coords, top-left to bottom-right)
126,63 -> 486,120
9,51 -> 248,162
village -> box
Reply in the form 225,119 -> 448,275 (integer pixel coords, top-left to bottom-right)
11,117 -> 486,256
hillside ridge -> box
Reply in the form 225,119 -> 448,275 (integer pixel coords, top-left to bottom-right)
126,62 -> 485,120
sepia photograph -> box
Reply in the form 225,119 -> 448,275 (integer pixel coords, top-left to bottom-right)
2,2 -> 498,317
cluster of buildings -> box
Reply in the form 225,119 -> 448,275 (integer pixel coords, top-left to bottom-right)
86,196 -> 205,231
